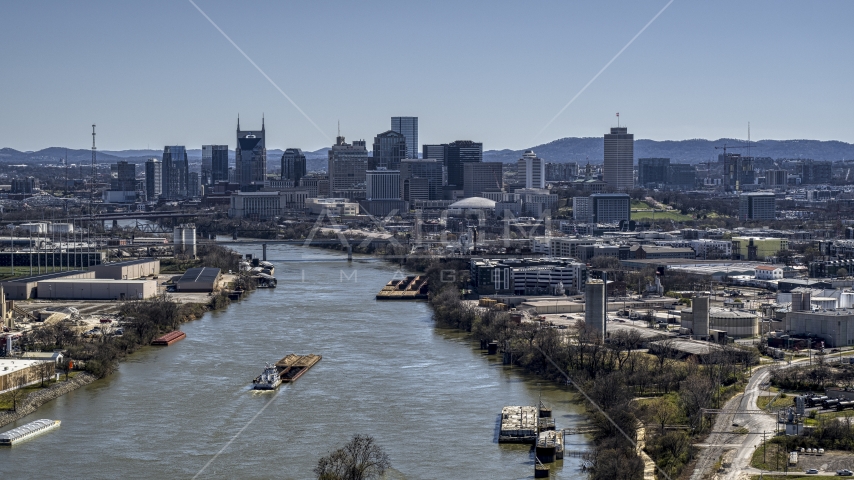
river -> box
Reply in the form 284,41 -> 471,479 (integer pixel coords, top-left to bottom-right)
0,244 -> 591,479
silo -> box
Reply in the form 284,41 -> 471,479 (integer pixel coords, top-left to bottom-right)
173,225 -> 184,254
185,224 -> 197,257
585,279 -> 606,337
693,296 -> 710,337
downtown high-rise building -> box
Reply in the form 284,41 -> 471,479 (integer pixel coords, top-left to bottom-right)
145,158 -> 162,201
366,169 -> 401,200
372,130 -> 407,170
400,159 -> 444,201
328,134 -> 368,197
390,116 -> 418,159
463,162 -> 502,198
203,145 -> 229,184
603,127 -> 634,190
517,150 -> 545,189
638,157 -> 669,187
423,141 -> 482,189
162,145 -> 189,199
281,148 -> 307,185
111,161 -> 137,192
235,117 -> 266,189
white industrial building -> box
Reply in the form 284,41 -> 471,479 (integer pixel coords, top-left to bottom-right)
755,265 -> 784,280
305,198 -> 360,216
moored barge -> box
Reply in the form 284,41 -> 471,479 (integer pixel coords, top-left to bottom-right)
151,331 -> 186,346
0,419 -> 61,446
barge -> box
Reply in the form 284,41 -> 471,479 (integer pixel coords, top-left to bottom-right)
276,354 -> 322,382
250,354 -> 322,389
151,331 -> 186,346
498,406 -> 538,444
376,276 -> 428,300
0,419 -> 61,446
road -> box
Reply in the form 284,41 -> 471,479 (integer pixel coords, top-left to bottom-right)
689,363 -> 778,480
688,356 -> 828,480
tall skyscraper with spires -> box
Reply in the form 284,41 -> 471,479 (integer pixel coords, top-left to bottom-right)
235,116 -> 266,189
603,127 -> 634,190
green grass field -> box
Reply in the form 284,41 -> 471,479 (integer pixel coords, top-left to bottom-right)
631,200 -> 652,210
631,210 -> 693,222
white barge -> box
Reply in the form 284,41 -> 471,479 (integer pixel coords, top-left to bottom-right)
0,419 -> 61,446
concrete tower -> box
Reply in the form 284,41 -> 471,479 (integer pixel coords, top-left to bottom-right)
693,296 -> 710,338
585,279 -> 606,337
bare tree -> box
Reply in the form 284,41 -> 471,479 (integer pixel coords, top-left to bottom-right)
37,360 -> 53,387
6,374 -> 28,412
314,434 -> 391,480
649,396 -> 675,434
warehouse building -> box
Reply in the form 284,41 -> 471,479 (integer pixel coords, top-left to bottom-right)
0,271 -> 95,300
37,279 -> 157,300
89,258 -> 160,280
0,358 -> 55,394
175,267 -> 221,293
785,306 -> 854,348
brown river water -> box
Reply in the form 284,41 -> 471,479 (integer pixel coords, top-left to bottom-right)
0,244 -> 591,479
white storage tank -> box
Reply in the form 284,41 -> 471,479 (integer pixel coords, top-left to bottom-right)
48,223 -> 74,234
173,224 -> 197,257
811,297 -> 838,310
19,223 -> 47,234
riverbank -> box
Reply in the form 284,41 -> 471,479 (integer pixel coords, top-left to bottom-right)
0,372 -> 97,428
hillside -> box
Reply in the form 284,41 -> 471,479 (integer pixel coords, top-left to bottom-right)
484,138 -> 854,164
4,138 -> 854,167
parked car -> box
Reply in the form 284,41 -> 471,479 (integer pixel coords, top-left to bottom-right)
838,469 -> 854,476
806,469 -> 818,474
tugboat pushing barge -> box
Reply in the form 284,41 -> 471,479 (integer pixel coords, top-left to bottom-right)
252,363 -> 281,390
251,353 -> 321,390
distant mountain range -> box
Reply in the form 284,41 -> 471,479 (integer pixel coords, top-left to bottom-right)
482,138 -> 854,164
3,138 -> 854,170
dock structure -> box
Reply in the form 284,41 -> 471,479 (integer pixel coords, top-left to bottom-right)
275,354 -> 322,382
498,406 -> 539,444
375,276 -> 428,300
151,331 -> 186,346
536,430 -> 564,463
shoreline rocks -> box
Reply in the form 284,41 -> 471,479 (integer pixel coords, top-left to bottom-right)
0,373 -> 97,428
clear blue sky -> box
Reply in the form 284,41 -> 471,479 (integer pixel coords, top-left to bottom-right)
1,1 -> 852,152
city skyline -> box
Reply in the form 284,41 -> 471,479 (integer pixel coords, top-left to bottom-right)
2,1 -> 853,152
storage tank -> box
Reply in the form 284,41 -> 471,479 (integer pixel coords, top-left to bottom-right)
19,223 -> 47,234
840,291 -> 854,309
709,308 -> 758,338
48,223 -> 74,234
811,297 -> 838,310
173,224 -> 197,257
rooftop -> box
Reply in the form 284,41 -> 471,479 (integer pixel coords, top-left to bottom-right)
177,267 -> 221,284
92,258 -> 158,267
1,270 -> 89,284
449,197 -> 496,209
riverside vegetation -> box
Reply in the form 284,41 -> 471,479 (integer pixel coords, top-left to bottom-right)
422,259 -> 760,480
11,245 -> 255,380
